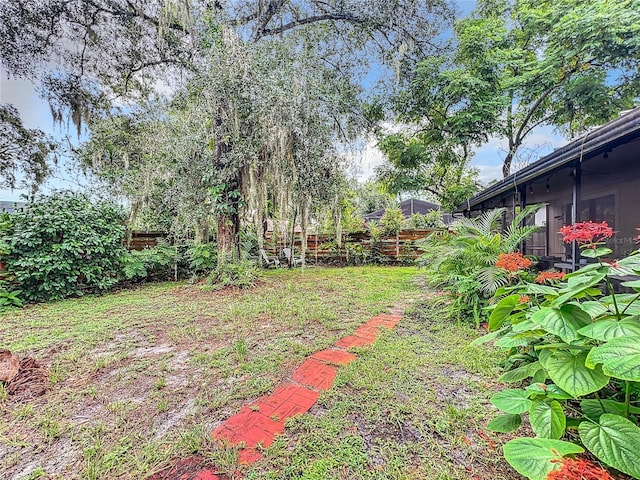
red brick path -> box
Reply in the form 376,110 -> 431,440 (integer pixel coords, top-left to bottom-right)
148,313 -> 402,479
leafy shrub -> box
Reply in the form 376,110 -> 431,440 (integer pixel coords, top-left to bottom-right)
185,242 -> 217,276
417,205 -> 541,325
3,192 -> 126,301
207,259 -> 258,290
121,240 -> 177,282
380,207 -> 404,235
478,221 -> 640,480
406,211 -> 444,229
344,242 -> 368,265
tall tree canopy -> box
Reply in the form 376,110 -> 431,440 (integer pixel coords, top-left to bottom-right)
0,105 -> 56,193
390,0 -> 640,179
1,0 -> 454,256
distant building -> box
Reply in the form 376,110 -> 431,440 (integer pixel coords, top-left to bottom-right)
456,107 -> 640,271
364,198 -> 454,225
0,201 -> 26,213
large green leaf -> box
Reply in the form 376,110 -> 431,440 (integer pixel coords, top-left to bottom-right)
540,350 -> 609,397
581,399 -> 640,422
499,361 -> 542,383
579,414 -> 640,478
470,328 -> 505,346
495,332 -> 537,348
503,438 -> 584,480
489,294 -> 520,331
491,389 -> 532,414
586,336 -> 640,382
580,301 -> 609,318
532,304 -> 590,343
552,272 -> 606,307
522,283 -> 559,296
578,317 -> 640,341
529,400 -> 566,439
487,413 -> 522,433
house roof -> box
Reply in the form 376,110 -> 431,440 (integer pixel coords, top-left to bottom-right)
364,198 -> 440,221
456,107 -> 640,212
0,200 -> 27,213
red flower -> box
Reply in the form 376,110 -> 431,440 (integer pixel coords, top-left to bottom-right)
496,252 -> 533,272
546,458 -> 613,480
535,271 -> 565,284
519,295 -> 530,303
559,221 -> 614,246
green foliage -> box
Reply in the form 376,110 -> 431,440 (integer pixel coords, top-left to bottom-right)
376,132 -> 481,211
405,211 -> 444,230
3,192 -> 126,302
186,242 -> 217,276
207,259 -> 258,290
483,240 -> 640,479
502,438 -> 584,480
0,104 -> 56,192
395,0 -> 640,177
121,240 -> 177,282
379,207 -> 404,235
418,205 -> 541,324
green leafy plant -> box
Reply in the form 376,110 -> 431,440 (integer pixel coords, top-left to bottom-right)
3,191 -> 127,302
207,258 -> 258,290
185,242 -> 217,276
380,207 -> 404,236
121,240 -> 176,282
406,211 -> 444,229
418,205 -> 542,325
477,221 -> 640,479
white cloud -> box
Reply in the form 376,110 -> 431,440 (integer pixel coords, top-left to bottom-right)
474,163 -> 504,185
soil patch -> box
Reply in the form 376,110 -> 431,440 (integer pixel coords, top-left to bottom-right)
146,455 -> 231,480
4,357 -> 49,399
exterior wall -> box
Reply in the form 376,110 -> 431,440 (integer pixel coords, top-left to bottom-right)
521,137 -> 640,260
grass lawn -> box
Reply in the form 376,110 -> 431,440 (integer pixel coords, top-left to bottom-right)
0,266 -> 517,479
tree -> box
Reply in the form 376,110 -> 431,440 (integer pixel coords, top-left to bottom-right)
2,0 -> 454,255
396,0 -> 640,178
376,129 -> 481,211
0,104 -> 56,193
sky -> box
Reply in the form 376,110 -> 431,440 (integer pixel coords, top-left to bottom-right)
0,0 -> 565,202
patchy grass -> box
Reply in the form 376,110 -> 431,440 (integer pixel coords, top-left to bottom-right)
248,295 -> 516,479
0,267 -> 417,479
0,267 -> 515,479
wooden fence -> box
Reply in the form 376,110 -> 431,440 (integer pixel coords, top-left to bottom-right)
264,229 -> 442,262
126,231 -> 167,251
124,229 -> 446,262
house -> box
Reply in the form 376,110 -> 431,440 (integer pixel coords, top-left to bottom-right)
364,198 -> 453,224
0,201 -> 27,213
456,108 -> 640,271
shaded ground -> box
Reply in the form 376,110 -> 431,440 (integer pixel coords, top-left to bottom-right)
0,267 -> 518,479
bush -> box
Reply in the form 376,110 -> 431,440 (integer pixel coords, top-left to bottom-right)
3,191 -> 127,302
479,222 -> 640,480
121,240 -> 177,282
406,211 -> 444,229
207,259 -> 258,290
185,242 -> 217,276
417,205 -> 541,325
380,207 -> 404,235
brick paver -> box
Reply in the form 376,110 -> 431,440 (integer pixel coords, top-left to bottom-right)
151,311 -> 403,479
249,383 -> 320,423
292,358 -> 337,390
334,334 -> 375,349
310,349 -> 356,365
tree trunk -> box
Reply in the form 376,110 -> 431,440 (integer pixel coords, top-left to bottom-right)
217,209 -> 240,264
503,151 -> 514,178
216,173 -> 242,265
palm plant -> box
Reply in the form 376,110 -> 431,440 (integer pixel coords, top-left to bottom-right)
418,204 -> 542,324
